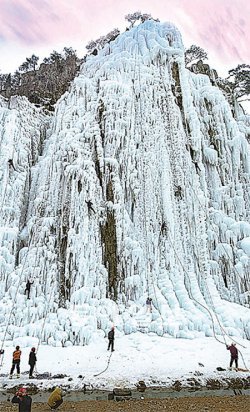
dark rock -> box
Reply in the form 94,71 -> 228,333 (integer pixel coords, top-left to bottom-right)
51,374 -> 67,379
115,396 -> 132,402
113,388 -> 132,396
172,380 -> 182,391
108,393 -> 114,400
206,379 -> 221,389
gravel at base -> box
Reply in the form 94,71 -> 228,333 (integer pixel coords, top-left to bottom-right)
0,396 -> 249,412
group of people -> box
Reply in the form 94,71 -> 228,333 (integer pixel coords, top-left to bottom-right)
6,327 -> 116,412
8,326 -> 115,381
9,345 -> 37,379
2,337 -> 241,412
11,386 -> 64,411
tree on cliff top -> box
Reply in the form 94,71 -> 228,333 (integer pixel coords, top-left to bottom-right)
185,45 -> 208,66
19,54 -> 39,72
227,64 -> 250,101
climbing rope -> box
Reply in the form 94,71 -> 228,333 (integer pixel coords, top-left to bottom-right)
135,36 -> 166,331
0,170 -> 10,225
36,274 -> 56,353
0,228 -> 36,366
156,55 -> 248,351
185,175 -> 247,349
167,222 -> 248,370
93,352 -> 113,377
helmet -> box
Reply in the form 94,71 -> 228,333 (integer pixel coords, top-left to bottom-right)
17,387 -> 27,396
31,347 -> 36,352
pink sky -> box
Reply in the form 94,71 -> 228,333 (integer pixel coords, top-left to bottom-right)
0,0 -> 249,75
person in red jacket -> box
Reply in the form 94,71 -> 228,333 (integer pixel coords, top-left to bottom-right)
12,387 -> 32,412
226,343 -> 238,369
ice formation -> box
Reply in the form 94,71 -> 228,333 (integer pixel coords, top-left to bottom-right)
0,21 -> 249,348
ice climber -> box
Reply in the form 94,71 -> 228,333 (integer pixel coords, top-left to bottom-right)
146,297 -> 152,313
85,200 -> 95,214
48,387 -> 64,410
10,345 -> 22,378
24,279 -> 33,299
8,159 -> 17,171
107,326 -> 115,352
227,343 -> 238,369
28,347 -> 37,378
12,387 -> 32,412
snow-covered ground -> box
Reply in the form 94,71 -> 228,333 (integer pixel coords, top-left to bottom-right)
0,335 -> 249,390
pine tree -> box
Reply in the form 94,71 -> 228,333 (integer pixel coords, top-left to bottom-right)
227,64 -> 250,101
125,11 -> 153,27
19,54 -> 39,72
86,29 -> 120,54
185,45 -> 208,66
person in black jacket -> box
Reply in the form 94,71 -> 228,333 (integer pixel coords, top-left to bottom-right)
107,326 -> 115,352
24,280 -> 34,299
28,347 -> 37,378
12,387 -> 32,412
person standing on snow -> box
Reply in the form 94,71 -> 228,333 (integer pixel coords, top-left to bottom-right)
24,279 -> 34,300
48,387 -> 64,410
227,343 -> 238,369
12,387 -> 32,412
28,347 -> 37,378
107,326 -> 115,352
10,345 -> 22,378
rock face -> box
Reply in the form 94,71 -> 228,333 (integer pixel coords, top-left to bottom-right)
0,21 -> 249,346
1,54 -> 81,109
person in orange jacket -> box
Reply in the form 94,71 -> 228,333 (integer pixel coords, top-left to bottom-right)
10,345 -> 22,378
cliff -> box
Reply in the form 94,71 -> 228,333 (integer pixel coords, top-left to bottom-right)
0,21 -> 249,347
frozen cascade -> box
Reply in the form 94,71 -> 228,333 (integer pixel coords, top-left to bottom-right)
0,21 -> 249,347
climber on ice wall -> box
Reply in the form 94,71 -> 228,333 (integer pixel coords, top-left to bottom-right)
85,200 -> 95,214
146,297 -> 152,313
8,159 -> 17,171
25,279 -> 33,299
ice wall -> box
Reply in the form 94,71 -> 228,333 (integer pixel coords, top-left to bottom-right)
0,21 -> 249,347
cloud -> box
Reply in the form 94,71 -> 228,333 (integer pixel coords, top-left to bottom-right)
0,0 -> 248,73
